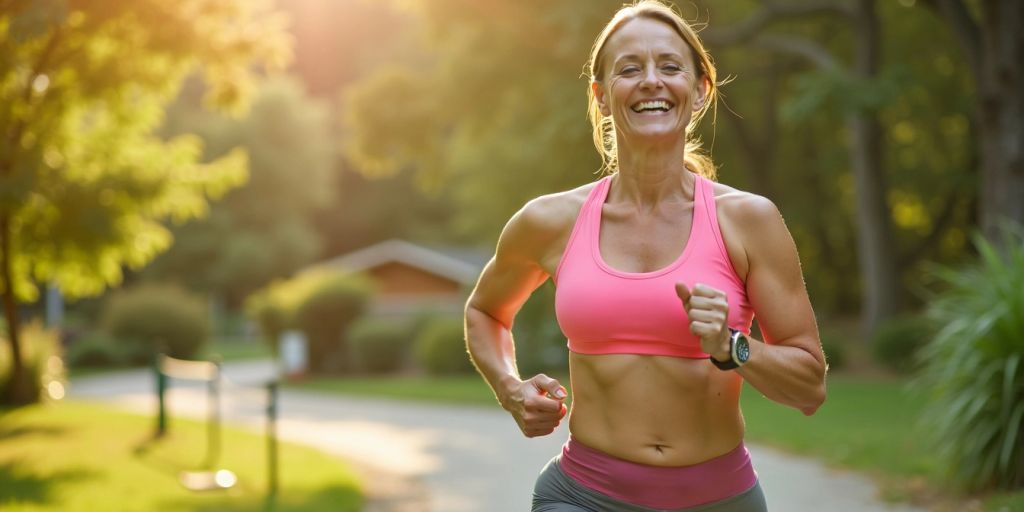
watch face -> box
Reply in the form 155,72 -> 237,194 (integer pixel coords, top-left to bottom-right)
735,336 -> 750,364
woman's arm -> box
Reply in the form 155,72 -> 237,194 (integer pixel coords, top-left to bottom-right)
465,197 -> 569,437
720,194 -> 827,416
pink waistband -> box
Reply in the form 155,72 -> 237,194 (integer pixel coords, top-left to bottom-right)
559,436 -> 757,509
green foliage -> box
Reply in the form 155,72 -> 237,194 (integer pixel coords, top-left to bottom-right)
0,0 -> 290,302
415,315 -> 474,376
341,0 -> 611,239
245,268 -> 343,349
819,336 -> 848,372
871,314 -> 932,374
349,318 -> 411,374
512,281 -> 568,375
102,284 -> 210,363
0,321 -> 65,402
916,227 -> 1024,492
147,77 -> 335,303
292,273 -> 373,373
65,332 -> 128,368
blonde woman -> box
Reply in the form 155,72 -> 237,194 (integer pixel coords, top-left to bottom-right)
465,1 -> 827,510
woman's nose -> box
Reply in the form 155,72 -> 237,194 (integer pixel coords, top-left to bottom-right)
640,66 -> 662,89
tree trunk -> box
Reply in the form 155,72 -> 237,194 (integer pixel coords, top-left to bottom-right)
850,0 -> 900,335
977,1 -> 1024,244
0,214 -> 35,405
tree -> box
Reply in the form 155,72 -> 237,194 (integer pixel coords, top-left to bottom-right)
0,0 -> 290,404
341,0 -> 615,242
919,0 -> 1024,246
147,77 -> 335,305
702,0 -> 903,335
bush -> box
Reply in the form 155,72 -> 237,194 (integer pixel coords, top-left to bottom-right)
292,274 -> 372,373
916,227 -> 1024,492
871,314 -> 931,374
415,315 -> 474,375
349,319 -> 411,374
65,333 -> 129,369
511,282 -> 568,375
819,335 -> 847,371
245,268 -> 362,353
102,284 -> 209,363
0,321 -> 66,403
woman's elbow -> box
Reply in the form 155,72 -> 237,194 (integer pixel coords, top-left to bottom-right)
800,382 -> 827,416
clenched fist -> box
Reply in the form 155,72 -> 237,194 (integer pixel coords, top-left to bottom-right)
500,374 -> 568,438
675,282 -> 731,360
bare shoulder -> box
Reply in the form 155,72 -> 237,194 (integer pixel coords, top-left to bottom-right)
513,182 -> 595,237
710,181 -> 783,230
499,180 -> 599,273
709,181 -> 790,280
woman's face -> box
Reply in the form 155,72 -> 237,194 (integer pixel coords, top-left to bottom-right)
593,17 -> 707,145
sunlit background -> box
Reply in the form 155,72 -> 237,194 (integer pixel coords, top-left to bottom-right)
1,0 -> 1022,511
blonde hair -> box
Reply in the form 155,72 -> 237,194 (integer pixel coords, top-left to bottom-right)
585,0 -> 720,179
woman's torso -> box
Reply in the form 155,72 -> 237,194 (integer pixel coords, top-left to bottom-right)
536,172 -> 752,467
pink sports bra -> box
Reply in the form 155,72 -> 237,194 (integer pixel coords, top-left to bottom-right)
553,173 -> 754,358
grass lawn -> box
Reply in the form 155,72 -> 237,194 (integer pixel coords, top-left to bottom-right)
0,400 -> 362,511
293,371 -> 1024,511
293,373 -> 502,407
201,338 -> 274,363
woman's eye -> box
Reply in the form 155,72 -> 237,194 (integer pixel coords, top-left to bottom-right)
662,65 -> 682,72
620,67 -> 640,75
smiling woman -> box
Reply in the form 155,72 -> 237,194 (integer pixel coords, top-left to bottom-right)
464,1 -> 827,511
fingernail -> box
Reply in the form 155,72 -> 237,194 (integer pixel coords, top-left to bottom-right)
555,389 -> 567,399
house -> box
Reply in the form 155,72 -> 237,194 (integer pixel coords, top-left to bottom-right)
314,239 -> 490,319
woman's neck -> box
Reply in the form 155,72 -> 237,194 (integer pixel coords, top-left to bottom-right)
613,143 -> 694,210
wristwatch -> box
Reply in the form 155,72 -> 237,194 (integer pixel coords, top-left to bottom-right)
710,329 -> 750,371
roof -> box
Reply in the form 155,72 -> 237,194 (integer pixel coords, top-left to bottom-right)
316,239 -> 490,285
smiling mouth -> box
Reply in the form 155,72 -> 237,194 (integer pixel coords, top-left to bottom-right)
631,99 -> 674,113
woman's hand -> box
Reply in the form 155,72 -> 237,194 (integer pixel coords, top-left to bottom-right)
499,374 -> 568,438
675,283 -> 732,360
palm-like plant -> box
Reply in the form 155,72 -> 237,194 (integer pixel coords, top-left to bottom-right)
916,226 -> 1024,491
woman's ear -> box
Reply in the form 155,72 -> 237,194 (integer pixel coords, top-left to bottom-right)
692,77 -> 709,111
592,81 -> 611,116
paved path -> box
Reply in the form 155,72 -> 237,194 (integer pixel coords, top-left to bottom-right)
69,360 -> 924,512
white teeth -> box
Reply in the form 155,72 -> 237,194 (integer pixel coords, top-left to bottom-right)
632,100 -> 672,112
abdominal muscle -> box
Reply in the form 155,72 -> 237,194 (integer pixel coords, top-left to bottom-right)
567,351 -> 746,467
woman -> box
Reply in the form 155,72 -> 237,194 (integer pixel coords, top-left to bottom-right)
465,1 -> 827,510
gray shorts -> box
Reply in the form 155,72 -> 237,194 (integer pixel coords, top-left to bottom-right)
532,457 -> 768,512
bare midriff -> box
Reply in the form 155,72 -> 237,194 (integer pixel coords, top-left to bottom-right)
567,352 -> 745,467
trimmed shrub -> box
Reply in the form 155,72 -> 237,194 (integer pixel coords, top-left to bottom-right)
871,314 -> 931,374
819,335 -> 847,371
916,227 -> 1024,492
349,319 -> 411,374
103,284 -> 209,363
0,321 -> 66,403
292,274 -> 372,373
65,332 -> 128,368
415,315 -> 474,375
511,281 -> 568,375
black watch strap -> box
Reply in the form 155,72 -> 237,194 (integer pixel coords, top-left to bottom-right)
709,329 -> 740,370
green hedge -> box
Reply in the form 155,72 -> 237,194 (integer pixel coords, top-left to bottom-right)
415,315 -> 474,375
102,284 -> 209,363
871,314 -> 931,374
349,319 -> 410,374
292,274 -> 372,373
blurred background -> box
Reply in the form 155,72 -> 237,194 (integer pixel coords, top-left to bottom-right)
1,0 -> 1022,511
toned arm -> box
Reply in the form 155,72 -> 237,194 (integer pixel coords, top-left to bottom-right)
725,194 -> 827,415
465,196 -> 572,437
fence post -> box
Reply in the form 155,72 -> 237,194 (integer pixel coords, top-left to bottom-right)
204,361 -> 222,469
267,380 -> 279,500
155,354 -> 167,438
